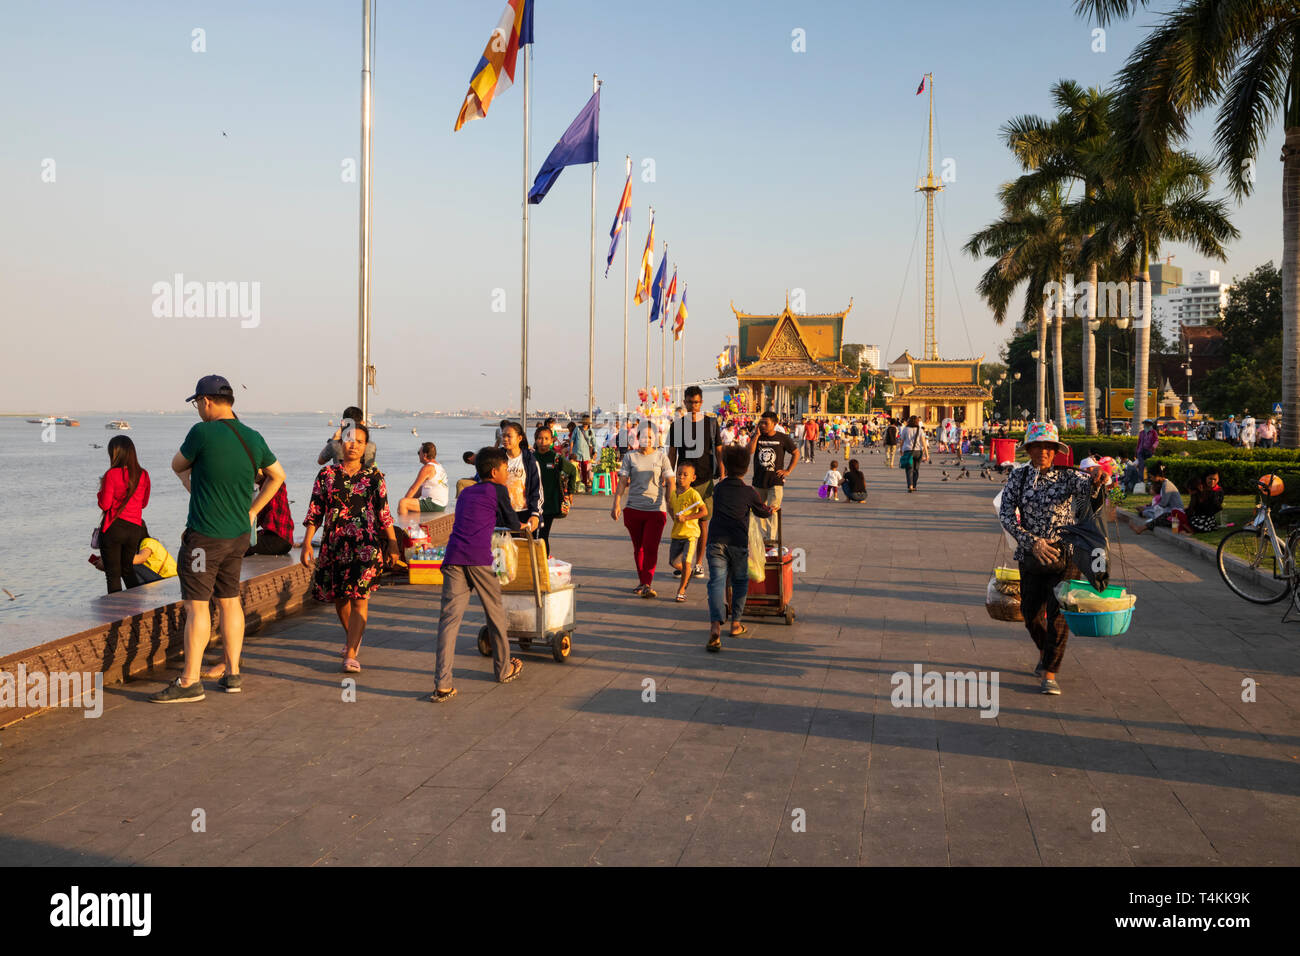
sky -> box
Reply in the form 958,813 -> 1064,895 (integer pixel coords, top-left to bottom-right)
0,0 -> 1286,414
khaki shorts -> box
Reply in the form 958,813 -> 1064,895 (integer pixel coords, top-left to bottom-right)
177,528 -> 251,601
692,477 -> 715,520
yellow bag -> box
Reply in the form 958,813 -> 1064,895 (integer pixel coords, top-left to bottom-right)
746,515 -> 766,582
491,531 -> 518,585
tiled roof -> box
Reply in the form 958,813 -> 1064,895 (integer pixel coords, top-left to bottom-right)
891,385 -> 992,399
738,359 -> 858,380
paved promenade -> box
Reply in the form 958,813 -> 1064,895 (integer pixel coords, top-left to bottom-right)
2,448 -> 1298,866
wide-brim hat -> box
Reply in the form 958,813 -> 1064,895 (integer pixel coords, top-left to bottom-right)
1021,421 -> 1069,453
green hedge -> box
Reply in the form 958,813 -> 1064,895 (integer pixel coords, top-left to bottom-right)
1146,456 -> 1300,500
1062,437 -> 1233,459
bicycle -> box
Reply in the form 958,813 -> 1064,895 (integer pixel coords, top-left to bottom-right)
1216,493 -> 1300,605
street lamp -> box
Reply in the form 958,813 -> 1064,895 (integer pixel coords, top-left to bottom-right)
1102,316 -> 1131,434
1030,348 -> 1042,421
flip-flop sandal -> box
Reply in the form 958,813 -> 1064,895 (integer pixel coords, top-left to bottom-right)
707,634 -> 722,652
675,593 -> 687,602
343,658 -> 361,673
499,659 -> 524,684
729,625 -> 749,638
430,688 -> 457,703
641,587 -> 657,599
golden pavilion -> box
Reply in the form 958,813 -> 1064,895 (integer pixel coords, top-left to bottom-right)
731,296 -> 859,417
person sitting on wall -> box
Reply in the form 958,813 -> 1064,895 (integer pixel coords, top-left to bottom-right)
89,522 -> 178,584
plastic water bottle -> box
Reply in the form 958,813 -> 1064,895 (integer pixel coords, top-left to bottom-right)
249,519 -> 258,546
1171,513 -> 1180,534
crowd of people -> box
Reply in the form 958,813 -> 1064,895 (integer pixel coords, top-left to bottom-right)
92,374 -> 1255,706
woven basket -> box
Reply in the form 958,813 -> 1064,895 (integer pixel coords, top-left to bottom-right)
985,577 -> 1023,621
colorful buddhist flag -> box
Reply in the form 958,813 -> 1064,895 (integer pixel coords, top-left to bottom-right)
663,268 -> 678,329
453,0 -> 535,132
647,248 -> 667,324
633,214 -> 655,304
673,284 -> 687,340
605,167 -> 632,277
528,90 -> 599,204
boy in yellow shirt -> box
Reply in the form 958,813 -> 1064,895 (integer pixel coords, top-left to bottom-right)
668,462 -> 709,602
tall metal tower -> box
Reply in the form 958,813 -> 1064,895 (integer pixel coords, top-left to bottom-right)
916,72 -> 942,361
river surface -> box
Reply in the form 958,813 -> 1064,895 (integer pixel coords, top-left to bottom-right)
0,412 -> 504,653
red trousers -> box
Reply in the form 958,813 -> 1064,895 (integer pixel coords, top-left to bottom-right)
622,508 -> 666,587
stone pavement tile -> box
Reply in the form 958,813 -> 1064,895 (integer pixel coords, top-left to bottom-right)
225,803 -> 379,865
318,786 -> 485,865
432,746 -> 531,792
1167,781 -> 1300,865
140,822 -> 284,866
1081,773 -> 1220,865
1012,763 -> 1133,866
407,808 -> 540,866
862,767 -> 948,865
590,790 -> 713,866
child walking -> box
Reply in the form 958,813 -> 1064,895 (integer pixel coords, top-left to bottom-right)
823,461 -> 842,501
706,445 -> 773,652
430,447 -> 524,702
667,461 -> 708,602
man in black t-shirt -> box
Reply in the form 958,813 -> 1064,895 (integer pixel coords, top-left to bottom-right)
668,386 -> 720,578
884,419 -> 900,469
748,410 -> 800,541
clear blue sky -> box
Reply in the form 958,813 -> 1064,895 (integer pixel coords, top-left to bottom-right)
0,0 -> 1283,413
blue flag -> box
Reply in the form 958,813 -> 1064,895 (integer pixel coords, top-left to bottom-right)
528,91 -> 600,204
647,249 -> 667,324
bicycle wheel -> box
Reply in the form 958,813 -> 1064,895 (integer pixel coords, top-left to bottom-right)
1218,528 -> 1291,604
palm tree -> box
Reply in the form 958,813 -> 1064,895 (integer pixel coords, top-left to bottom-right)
1003,80 -> 1115,435
1076,149 -> 1239,434
1076,0 -> 1299,446
965,180 -> 1076,425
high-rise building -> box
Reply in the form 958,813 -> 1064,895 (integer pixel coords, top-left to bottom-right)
1149,262 -> 1183,296
1152,268 -> 1231,331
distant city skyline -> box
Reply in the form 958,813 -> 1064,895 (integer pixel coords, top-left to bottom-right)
1,1 -> 1286,413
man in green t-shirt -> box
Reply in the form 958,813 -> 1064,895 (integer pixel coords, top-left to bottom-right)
150,375 -> 286,704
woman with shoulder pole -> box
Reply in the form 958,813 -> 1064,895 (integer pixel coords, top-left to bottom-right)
998,422 -> 1106,696
898,415 -> 929,493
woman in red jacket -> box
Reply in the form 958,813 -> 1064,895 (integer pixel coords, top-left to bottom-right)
97,435 -> 151,593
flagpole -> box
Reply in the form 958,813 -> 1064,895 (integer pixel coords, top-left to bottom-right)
357,0 -> 374,421
660,248 -> 668,402
521,41 -> 532,431
644,207 -> 652,396
623,155 -> 630,413
588,74 -> 599,427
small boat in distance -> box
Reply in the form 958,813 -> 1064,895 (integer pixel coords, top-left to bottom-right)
29,416 -> 80,426
105,420 -> 131,430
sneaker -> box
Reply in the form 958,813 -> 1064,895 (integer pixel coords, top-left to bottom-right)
693,564 -> 706,578
217,673 -> 242,694
1040,678 -> 1061,696
149,678 -> 205,704
672,568 -> 682,577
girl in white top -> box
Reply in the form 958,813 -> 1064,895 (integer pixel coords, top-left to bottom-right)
823,461 -> 842,500
398,442 -> 449,513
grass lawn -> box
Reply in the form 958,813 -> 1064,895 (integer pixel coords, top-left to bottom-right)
1116,494 -> 1259,549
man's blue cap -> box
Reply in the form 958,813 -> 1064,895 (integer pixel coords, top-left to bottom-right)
185,374 -> 234,403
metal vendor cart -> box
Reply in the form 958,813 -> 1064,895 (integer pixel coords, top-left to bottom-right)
477,527 -> 576,663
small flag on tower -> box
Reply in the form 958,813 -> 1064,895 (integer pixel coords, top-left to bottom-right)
673,285 -> 687,340
916,75 -> 926,95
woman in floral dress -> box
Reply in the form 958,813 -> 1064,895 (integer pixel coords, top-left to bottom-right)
301,423 -> 404,673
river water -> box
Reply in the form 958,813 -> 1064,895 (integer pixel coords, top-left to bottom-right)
0,412 -> 504,653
